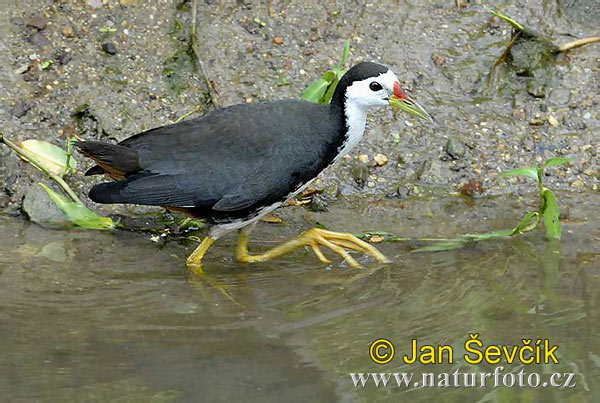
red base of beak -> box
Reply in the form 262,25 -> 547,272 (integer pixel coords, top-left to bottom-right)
394,81 -> 408,100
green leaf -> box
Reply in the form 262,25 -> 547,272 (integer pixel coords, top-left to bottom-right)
511,211 -> 539,234
464,229 -> 514,241
301,71 -> 337,103
543,157 -> 573,168
497,166 -> 538,180
20,140 -> 77,176
320,79 -> 339,104
39,183 -> 115,230
40,60 -> 53,70
542,189 -> 561,240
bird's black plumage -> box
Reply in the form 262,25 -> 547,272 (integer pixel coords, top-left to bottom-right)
78,62 -> 389,224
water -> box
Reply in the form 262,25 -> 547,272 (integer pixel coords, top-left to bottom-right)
1,193 -> 598,402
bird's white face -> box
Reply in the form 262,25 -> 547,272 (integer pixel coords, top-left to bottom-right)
345,69 -> 400,109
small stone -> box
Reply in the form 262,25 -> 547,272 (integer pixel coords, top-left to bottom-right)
119,0 -> 137,5
22,185 -> 72,229
27,15 -> 48,30
527,83 -> 546,98
86,0 -> 103,8
309,194 -> 328,212
261,213 -> 282,223
548,115 -> 559,127
387,185 -> 411,199
570,179 -> 585,188
583,112 -> 592,119
102,42 -> 118,55
273,36 -> 284,45
433,54 -> 446,67
373,153 -> 389,166
57,51 -> 72,65
444,137 -> 466,159
23,60 -> 40,82
30,32 -> 52,47
357,154 -> 369,164
62,26 -> 75,38
12,101 -> 31,118
418,159 -> 450,184
351,162 -> 369,187
529,119 -> 544,126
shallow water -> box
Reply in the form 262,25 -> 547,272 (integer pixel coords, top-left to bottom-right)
1,193 -> 599,402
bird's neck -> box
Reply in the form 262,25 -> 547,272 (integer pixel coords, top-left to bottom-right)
331,99 -> 368,162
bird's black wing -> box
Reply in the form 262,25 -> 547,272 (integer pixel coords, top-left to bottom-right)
86,100 -> 345,221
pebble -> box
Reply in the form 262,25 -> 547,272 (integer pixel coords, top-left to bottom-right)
30,32 -> 52,48
63,26 -> 75,38
102,42 -> 118,55
570,179 -> 585,188
27,15 -> 48,30
309,194 -> 328,212
351,162 -> 369,187
86,0 -> 103,8
444,137 -> 466,159
548,115 -> 559,127
22,185 -> 72,229
373,153 -> 388,166
357,154 -> 369,164
12,101 -> 31,118
583,112 -> 591,119
273,36 -> 284,45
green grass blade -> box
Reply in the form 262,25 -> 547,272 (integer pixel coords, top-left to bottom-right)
497,166 -> 538,180
39,183 -> 115,230
489,8 -> 525,32
340,40 -> 350,67
413,239 -> 470,252
463,229 -> 514,241
542,157 -> 573,168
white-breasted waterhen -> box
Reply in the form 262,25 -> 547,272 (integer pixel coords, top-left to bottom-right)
77,62 -> 432,274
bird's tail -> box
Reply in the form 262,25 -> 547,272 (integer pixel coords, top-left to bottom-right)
76,141 -> 141,180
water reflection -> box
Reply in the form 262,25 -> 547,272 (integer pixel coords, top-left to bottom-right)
0,193 -> 598,401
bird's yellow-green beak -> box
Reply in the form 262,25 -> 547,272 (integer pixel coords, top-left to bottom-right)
389,81 -> 433,122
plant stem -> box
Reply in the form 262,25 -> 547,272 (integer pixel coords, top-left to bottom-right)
0,133 -> 83,204
557,36 -> 600,52
190,0 -> 221,109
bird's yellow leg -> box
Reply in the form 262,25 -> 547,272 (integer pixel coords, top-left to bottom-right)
236,228 -> 390,268
186,236 -> 215,275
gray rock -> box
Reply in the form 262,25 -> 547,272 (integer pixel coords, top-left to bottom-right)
309,194 -> 328,212
30,32 -> 52,48
444,137 -> 466,160
102,43 -> 118,55
12,101 -> 30,118
351,162 -> 369,188
22,184 -> 72,229
418,159 -> 451,184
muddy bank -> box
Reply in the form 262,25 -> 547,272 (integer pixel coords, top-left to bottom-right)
0,0 -> 598,221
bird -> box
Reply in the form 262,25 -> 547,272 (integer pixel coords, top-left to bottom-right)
76,61 -> 432,274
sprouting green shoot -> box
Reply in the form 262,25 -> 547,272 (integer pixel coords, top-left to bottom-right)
358,156 -> 572,251
488,8 -> 525,32
301,40 -> 351,104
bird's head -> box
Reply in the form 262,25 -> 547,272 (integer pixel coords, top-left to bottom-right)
332,61 -> 432,122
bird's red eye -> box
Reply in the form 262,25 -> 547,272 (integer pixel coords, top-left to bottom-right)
369,82 -> 383,92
